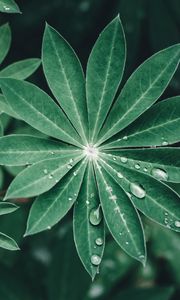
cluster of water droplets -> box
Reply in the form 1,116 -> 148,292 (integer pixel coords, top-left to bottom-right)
3,5 -> 10,11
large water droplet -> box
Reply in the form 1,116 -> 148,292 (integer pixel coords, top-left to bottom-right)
95,238 -> 103,246
91,255 -> 101,266
130,183 -> 146,199
43,169 -> 48,174
120,157 -> 128,163
117,172 -> 123,178
175,220 -> 180,227
151,168 -> 168,181
135,164 -> 140,170
89,207 -> 102,226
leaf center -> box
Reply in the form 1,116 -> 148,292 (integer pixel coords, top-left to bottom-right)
83,145 -> 99,160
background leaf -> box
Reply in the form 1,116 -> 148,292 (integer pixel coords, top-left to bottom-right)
0,0 -> 20,13
0,202 -> 18,215
0,23 -> 11,65
0,232 -> 19,250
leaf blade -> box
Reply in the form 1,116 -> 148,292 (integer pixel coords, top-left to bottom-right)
0,232 -> 19,251
0,0 -> 21,13
0,23 -> 11,65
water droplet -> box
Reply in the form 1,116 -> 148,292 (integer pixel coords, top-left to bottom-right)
123,136 -> 128,140
91,255 -> 101,266
90,193 -> 94,198
106,186 -> 112,192
135,164 -> 140,169
67,164 -> 73,169
3,5 -> 10,10
175,220 -> 180,227
43,169 -> 48,174
120,157 -> 128,163
162,141 -> 168,146
109,195 -> 117,201
55,179 -> 59,183
69,158 -> 74,163
68,197 -> 73,201
117,172 -> 123,178
114,206 -> 120,213
95,238 -> 103,246
73,172 -> 77,176
48,174 -> 53,179
143,167 -> 148,172
89,206 -> 102,226
151,168 -> 168,181
51,151 -> 54,155
113,157 -> 116,161
165,212 -> 168,216
125,241 -> 129,245
130,183 -> 146,199
47,226 -> 51,230
86,200 -> 90,205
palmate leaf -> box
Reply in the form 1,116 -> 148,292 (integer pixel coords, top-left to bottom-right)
0,0 -> 21,13
0,16 -> 179,277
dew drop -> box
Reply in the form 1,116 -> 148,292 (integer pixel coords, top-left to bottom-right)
91,255 -> 101,266
3,5 -> 10,10
175,220 -> 180,227
48,174 -> 53,179
122,136 -> 128,140
89,206 -> 102,226
120,157 -> 128,163
130,182 -> 146,199
47,226 -> 51,230
86,200 -> 90,205
125,241 -> 129,245
151,168 -> 168,181
67,164 -> 73,169
113,157 -> 117,161
106,186 -> 112,192
95,238 -> 103,246
68,197 -> 73,201
51,151 -> 54,155
55,179 -> 59,183
135,164 -> 140,170
117,172 -> 123,178
143,167 -> 148,172
73,172 -> 77,176
162,140 -> 168,146
43,169 -> 48,174
69,158 -> 74,163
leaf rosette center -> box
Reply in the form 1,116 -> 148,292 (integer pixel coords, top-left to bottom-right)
83,144 -> 99,160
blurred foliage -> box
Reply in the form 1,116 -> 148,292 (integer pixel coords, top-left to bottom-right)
0,0 -> 179,299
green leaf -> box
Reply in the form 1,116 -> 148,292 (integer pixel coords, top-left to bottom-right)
25,160 -> 87,236
0,78 -> 82,147
0,232 -> 19,250
0,119 -> 3,136
5,154 -> 84,199
0,202 -> 19,215
103,148 -> 180,183
102,97 -> 180,148
98,44 -> 180,144
42,24 -> 88,143
0,134 -> 80,166
0,94 -> 21,118
100,156 -> 180,232
0,23 -> 11,65
73,162 -> 105,279
86,16 -> 126,142
0,58 -> 41,80
0,0 -> 21,13
95,161 -> 146,264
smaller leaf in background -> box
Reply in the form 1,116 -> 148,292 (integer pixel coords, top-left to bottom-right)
0,58 -> 41,80
95,162 -> 146,264
0,0 -> 21,13
25,160 -> 87,236
74,162 -> 105,279
4,154 -> 84,199
98,44 -> 180,144
0,202 -> 18,216
0,232 -> 19,250
0,23 -> 11,65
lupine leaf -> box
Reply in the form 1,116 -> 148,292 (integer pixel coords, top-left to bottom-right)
0,23 -> 11,65
95,161 -> 146,264
0,119 -> 3,136
5,154 -> 84,199
0,0 -> 21,13
102,148 -> 180,183
73,162 -> 105,279
0,78 -> 82,147
0,58 -> 41,80
0,94 -> 20,119
0,232 -> 19,250
0,135 -> 80,166
101,96 -> 180,148
0,202 -> 19,215
86,16 -> 126,142
42,24 -> 88,144
98,44 -> 180,144
100,156 -> 180,232
25,160 -> 87,236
